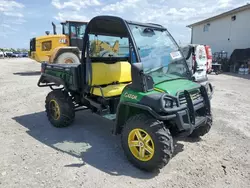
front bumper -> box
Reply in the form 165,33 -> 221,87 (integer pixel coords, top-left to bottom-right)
161,83 -> 213,134
172,99 -> 211,134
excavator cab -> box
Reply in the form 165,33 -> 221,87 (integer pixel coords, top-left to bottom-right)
60,21 -> 88,51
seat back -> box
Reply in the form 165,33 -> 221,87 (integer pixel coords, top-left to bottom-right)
90,61 -> 131,86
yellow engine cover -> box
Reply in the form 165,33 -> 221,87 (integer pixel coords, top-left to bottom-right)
31,34 -> 69,63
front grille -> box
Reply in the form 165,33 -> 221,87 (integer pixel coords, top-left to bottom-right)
178,89 -> 202,105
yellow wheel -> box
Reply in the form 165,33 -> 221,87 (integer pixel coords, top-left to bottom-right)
49,100 -> 60,120
45,90 -> 75,127
128,128 -> 154,161
121,114 -> 173,172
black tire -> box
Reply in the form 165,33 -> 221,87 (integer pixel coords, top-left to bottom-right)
189,114 -> 212,138
121,114 -> 174,172
54,52 -> 80,64
45,90 -> 75,127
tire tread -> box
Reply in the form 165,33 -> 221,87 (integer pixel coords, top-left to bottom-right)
45,90 -> 75,127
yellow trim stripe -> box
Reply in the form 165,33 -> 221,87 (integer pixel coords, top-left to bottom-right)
154,88 -> 165,93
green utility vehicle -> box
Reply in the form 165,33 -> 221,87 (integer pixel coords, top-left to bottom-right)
37,16 -> 214,172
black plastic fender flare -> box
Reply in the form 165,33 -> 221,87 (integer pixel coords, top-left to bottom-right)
113,101 -> 176,135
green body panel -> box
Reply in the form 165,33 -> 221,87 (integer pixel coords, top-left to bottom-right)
45,69 -> 73,85
120,78 -> 200,103
120,87 -> 160,103
154,79 -> 200,95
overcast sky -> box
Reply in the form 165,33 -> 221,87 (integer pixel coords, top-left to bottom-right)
0,0 -> 249,49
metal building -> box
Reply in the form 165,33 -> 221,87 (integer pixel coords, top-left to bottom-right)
187,4 -> 250,57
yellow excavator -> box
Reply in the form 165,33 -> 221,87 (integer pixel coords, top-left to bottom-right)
29,20 -> 120,64
90,39 -> 119,57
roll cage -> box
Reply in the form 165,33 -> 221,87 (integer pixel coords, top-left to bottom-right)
80,15 -> 187,93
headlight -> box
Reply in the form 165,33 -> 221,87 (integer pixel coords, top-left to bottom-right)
164,98 -> 174,108
165,99 -> 173,108
160,94 -> 176,110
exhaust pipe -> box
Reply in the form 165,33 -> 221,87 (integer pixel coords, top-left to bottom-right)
52,22 -> 57,35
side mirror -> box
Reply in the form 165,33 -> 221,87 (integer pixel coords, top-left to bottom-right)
130,62 -> 154,92
180,45 -> 192,60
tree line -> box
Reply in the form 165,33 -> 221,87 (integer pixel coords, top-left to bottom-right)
0,48 -> 29,52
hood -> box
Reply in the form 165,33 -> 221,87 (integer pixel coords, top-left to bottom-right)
154,79 -> 200,96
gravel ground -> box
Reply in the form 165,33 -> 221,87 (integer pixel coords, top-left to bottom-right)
0,58 -> 249,188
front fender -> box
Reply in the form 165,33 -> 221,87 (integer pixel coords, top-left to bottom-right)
113,102 -> 173,135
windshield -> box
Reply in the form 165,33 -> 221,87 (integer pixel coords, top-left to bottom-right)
70,24 -> 86,39
63,23 -> 69,35
128,24 -> 190,83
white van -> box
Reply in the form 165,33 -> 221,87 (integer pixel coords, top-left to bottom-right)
185,44 -> 208,83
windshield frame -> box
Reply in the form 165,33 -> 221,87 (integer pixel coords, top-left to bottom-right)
126,22 -> 192,81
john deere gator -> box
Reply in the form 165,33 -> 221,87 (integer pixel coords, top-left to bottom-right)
37,15 -> 214,172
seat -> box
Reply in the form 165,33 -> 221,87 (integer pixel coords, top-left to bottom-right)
91,83 -> 129,97
90,61 -> 131,97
